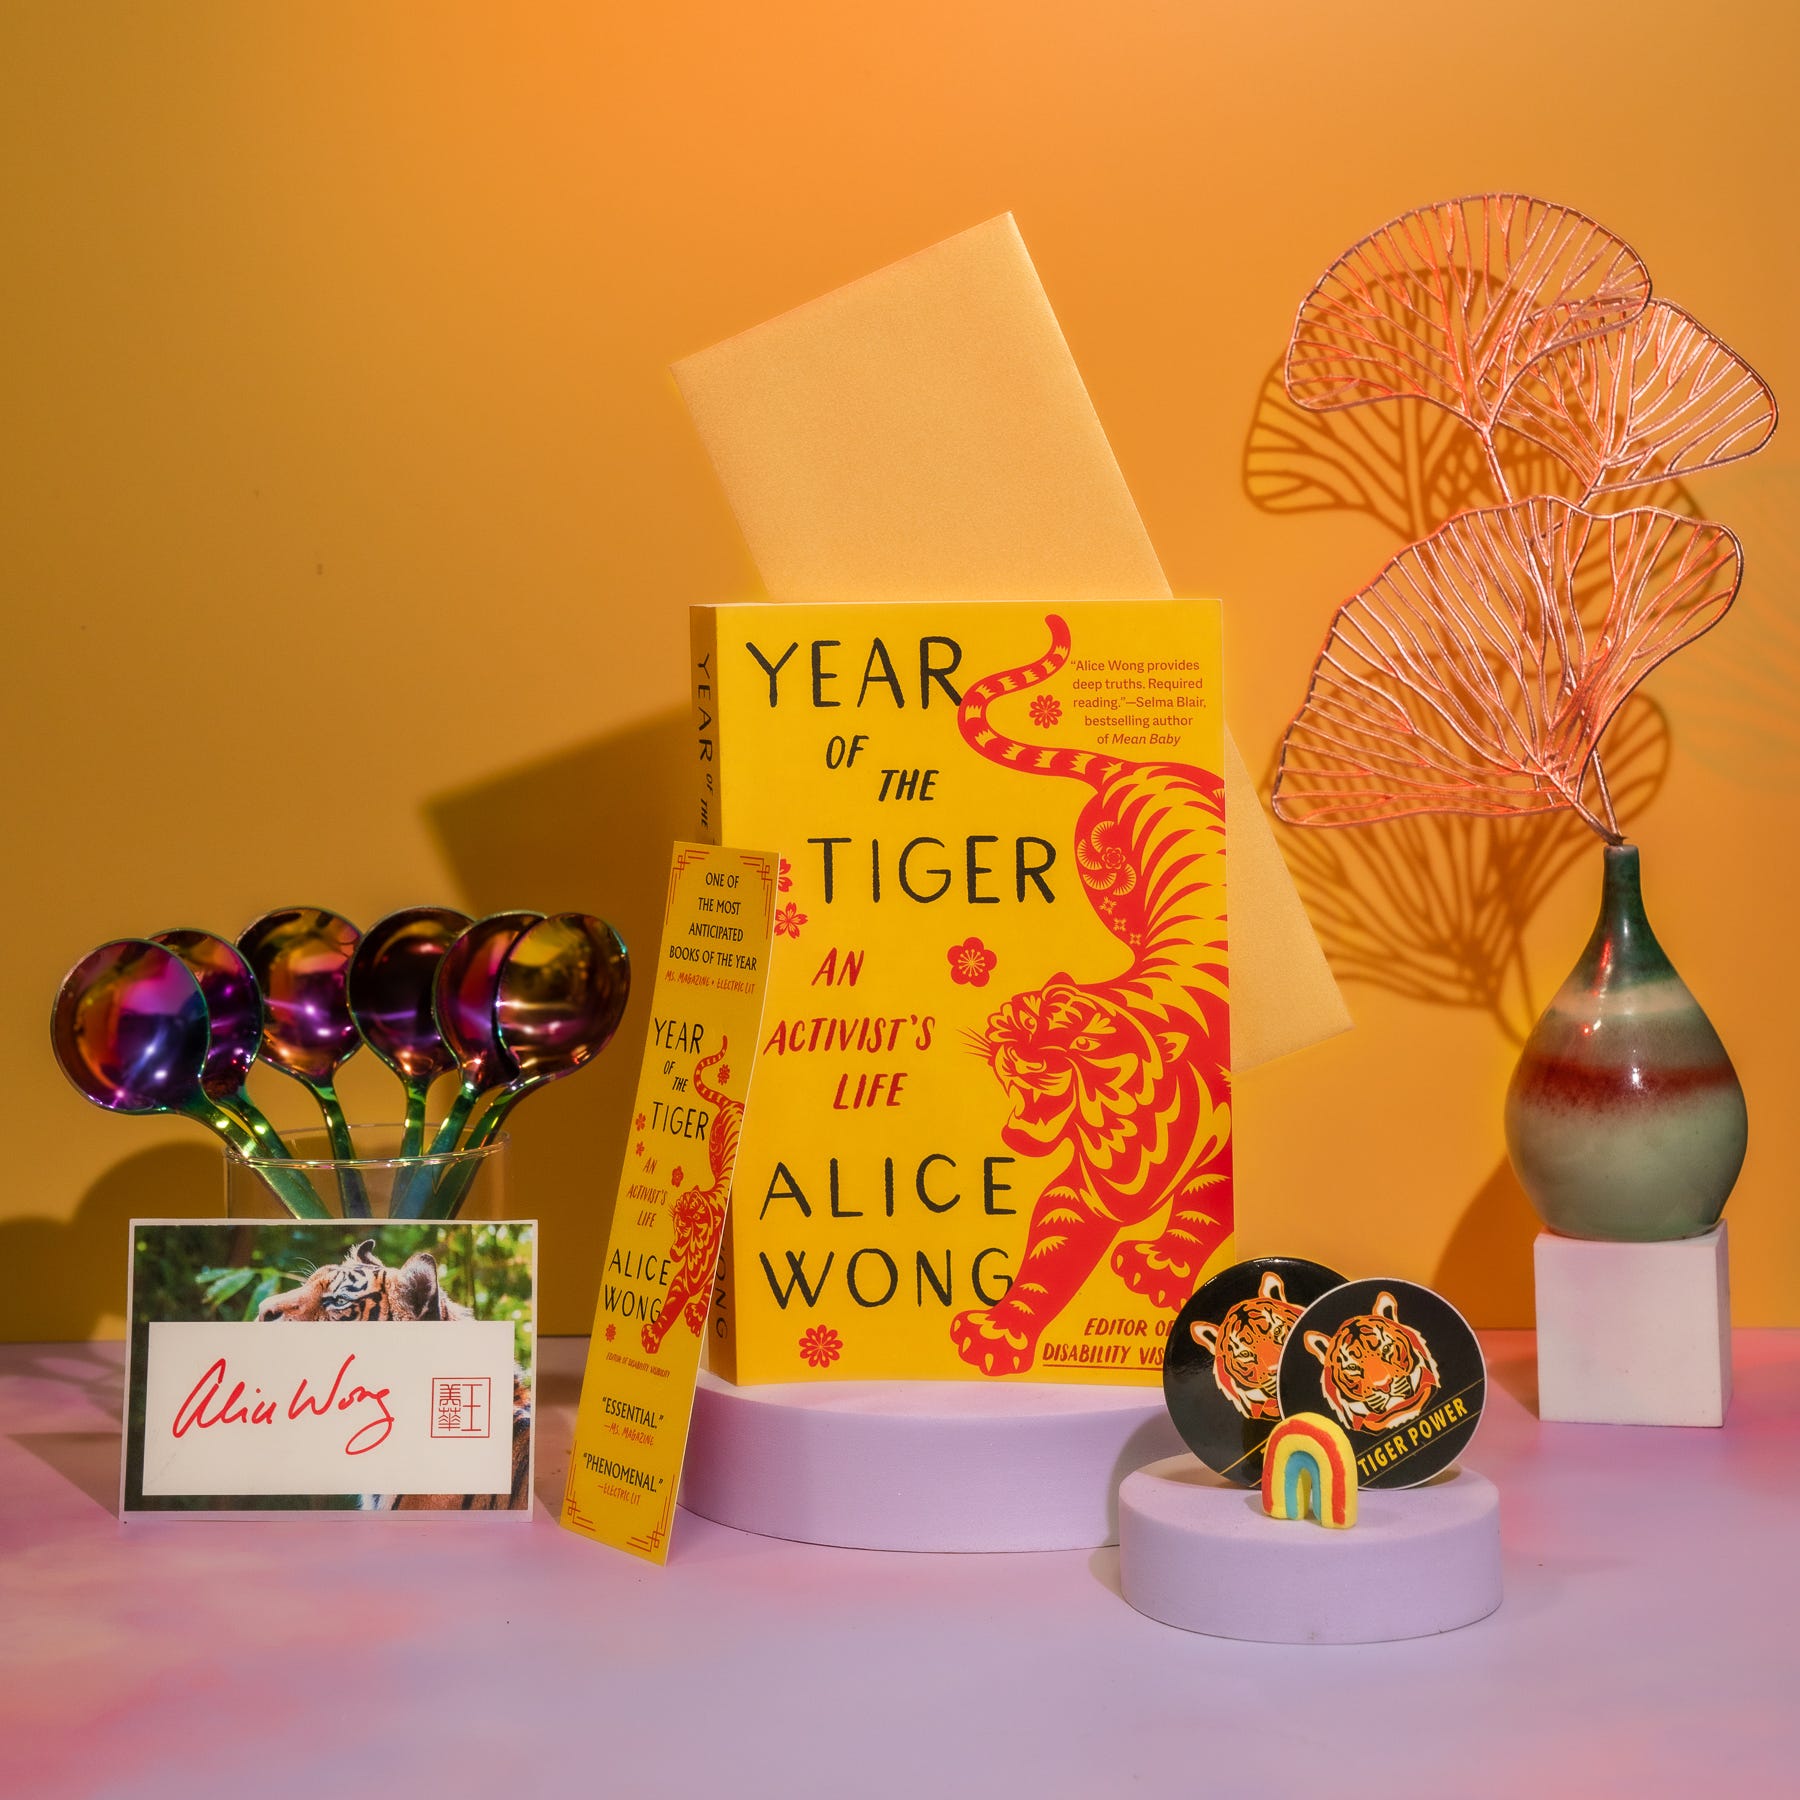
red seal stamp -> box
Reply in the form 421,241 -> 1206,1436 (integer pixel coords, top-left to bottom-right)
430,1376 -> 492,1439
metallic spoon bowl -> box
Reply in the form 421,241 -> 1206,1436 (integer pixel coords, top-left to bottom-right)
417,913 -> 629,1218
436,910 -> 543,1093
52,940 -> 214,1118
51,939 -> 326,1219
432,912 -> 542,1128
237,907 -> 368,1214
347,905 -> 472,1156
237,907 -> 363,1081
151,928 -> 294,1158
493,912 -> 632,1089
389,910 -> 541,1220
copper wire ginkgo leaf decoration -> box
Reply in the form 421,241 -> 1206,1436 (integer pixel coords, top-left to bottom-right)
1273,499 -> 1741,834
1285,196 -> 1651,434
1274,194 -> 1774,847
1495,299 -> 1778,499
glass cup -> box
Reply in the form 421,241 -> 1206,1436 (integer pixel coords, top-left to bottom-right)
224,1122 -> 508,1222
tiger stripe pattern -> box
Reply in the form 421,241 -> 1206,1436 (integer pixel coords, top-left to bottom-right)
642,1039 -> 741,1355
952,613 -> 1232,1376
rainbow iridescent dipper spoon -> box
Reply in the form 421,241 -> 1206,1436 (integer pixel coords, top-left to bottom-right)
418,913 -> 629,1218
347,905 -> 472,1157
237,906 -> 369,1215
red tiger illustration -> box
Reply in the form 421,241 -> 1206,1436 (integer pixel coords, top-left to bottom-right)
1189,1269 -> 1300,1422
643,1040 -> 742,1355
952,613 -> 1232,1376
1304,1291 -> 1441,1435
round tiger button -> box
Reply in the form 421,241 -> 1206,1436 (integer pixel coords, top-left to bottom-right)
1162,1257 -> 1347,1486
1277,1278 -> 1485,1489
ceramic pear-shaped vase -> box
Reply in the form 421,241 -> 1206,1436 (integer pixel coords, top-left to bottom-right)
1504,843 -> 1747,1241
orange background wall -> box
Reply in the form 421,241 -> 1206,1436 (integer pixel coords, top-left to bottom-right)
4,2 -> 1795,1340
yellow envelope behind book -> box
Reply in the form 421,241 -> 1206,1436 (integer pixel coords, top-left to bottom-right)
673,213 -> 1347,1071
695,597 -> 1231,1385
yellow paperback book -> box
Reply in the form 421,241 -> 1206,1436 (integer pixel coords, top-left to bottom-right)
693,599 -> 1232,1384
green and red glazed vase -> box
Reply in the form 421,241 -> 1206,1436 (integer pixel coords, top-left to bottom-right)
1504,844 -> 1747,1241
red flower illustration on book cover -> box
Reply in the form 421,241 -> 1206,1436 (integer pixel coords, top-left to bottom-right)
947,936 -> 998,987
949,614 -> 1232,1376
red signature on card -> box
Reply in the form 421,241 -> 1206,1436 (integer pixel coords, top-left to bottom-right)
171,1353 -> 395,1455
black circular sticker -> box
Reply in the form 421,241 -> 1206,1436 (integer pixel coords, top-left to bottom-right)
1277,1278 -> 1485,1489
1162,1257 -> 1347,1486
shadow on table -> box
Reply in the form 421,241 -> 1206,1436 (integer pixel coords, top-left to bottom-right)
8,1339 -> 126,1513
1107,1414 -> 1182,1541
5,1341 -> 126,1417
535,1360 -> 584,1413
1088,1545 -> 1124,1600
1089,1420 -> 1183,1599
12,1427 -> 120,1514
1484,1341 -> 1539,1419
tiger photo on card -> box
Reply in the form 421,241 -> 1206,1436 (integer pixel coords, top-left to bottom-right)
122,1220 -> 537,1517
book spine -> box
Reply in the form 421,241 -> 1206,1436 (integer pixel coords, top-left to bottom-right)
689,606 -> 740,1382
691,605 -> 721,846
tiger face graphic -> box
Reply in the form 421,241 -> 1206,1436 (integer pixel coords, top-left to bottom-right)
1188,1269 -> 1300,1422
978,979 -> 1193,1158
1303,1290 -> 1440,1435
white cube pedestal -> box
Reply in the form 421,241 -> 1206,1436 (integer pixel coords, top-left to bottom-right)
1534,1223 -> 1731,1426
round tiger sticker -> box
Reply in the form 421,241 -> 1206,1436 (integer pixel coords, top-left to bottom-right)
1162,1257 -> 1346,1486
1277,1278 -> 1485,1489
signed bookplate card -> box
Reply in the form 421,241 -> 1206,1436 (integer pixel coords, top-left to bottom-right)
122,1219 -> 537,1519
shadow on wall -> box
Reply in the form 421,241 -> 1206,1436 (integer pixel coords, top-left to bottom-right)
0,1142 -> 220,1340
425,706 -> 691,1335
1259,697 -> 1669,1047
1242,354 -> 1702,542
1645,462 -> 1800,794
1434,1156 -> 1540,1330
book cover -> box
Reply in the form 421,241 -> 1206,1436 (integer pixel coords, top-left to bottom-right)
694,598 -> 1232,1383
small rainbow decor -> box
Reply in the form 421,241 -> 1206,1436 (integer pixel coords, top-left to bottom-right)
1261,1412 -> 1358,1529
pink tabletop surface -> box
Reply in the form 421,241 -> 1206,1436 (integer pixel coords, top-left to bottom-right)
3,1331 -> 1796,1799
